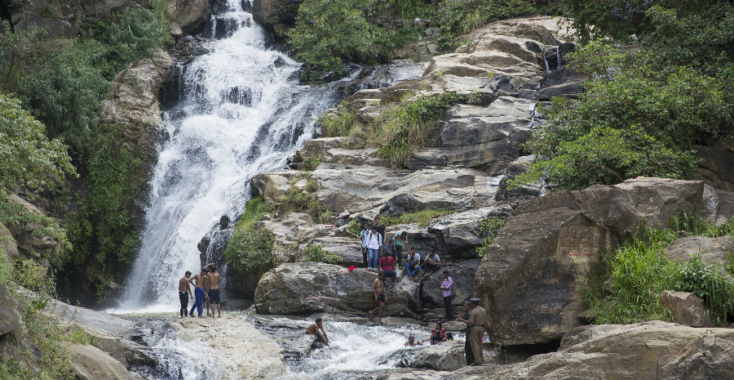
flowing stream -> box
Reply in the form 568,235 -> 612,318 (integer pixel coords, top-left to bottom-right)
116,0 -> 347,312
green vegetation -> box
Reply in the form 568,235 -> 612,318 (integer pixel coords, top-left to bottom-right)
305,244 -> 344,264
476,217 -> 507,257
584,211 -> 734,326
317,92 -> 479,166
512,1 -> 734,191
289,0 -> 389,81
381,209 -> 455,228
0,255 -> 75,379
0,94 -> 76,260
224,197 -> 276,274
277,177 -> 332,223
0,3 -> 172,301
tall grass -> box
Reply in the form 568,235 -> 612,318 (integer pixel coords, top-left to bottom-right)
584,211 -> 734,326
381,209 -> 455,228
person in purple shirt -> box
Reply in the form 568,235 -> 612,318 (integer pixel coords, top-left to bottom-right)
440,270 -> 454,321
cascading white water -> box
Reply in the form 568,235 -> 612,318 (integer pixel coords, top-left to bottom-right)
116,0 -> 346,312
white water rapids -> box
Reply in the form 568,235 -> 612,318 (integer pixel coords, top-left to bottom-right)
115,0 -> 347,312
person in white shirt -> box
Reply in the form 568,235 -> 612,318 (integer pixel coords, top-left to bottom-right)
365,225 -> 383,271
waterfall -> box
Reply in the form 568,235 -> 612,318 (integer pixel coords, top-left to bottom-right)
542,46 -> 550,73
115,0 -> 347,312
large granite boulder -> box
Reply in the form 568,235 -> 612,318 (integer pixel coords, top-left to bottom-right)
392,341 -> 466,371
406,97 -> 535,172
312,164 -> 494,215
254,263 -> 418,317
425,23 -> 557,80
660,290 -> 711,327
475,178 -> 707,346
447,321 -> 734,380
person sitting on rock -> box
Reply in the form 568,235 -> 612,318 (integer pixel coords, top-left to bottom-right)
379,251 -> 397,289
405,248 -> 421,280
419,322 -> 447,345
423,250 -> 441,278
306,317 -> 330,347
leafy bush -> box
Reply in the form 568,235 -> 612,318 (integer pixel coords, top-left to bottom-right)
305,244 -> 344,264
225,198 -> 275,274
276,178 -> 331,221
510,41 -> 733,191
476,217 -> 506,257
289,0 -> 387,81
676,255 -> 734,324
584,213 -> 734,326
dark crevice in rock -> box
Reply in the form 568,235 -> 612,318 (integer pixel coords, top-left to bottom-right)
496,340 -> 561,364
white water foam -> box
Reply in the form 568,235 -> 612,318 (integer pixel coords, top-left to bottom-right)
114,0 -> 347,313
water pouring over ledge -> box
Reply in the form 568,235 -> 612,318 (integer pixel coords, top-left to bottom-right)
114,0 -> 351,313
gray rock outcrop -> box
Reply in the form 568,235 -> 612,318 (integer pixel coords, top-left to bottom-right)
254,263 -> 418,317
427,206 -> 510,258
475,178 -> 707,346
393,341 -> 466,371
69,344 -> 138,380
663,236 -> 734,268
421,259 -> 480,309
447,321 -> 734,380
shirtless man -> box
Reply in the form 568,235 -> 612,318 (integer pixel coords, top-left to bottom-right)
178,271 -> 193,317
305,318 -> 330,346
204,263 -> 221,318
188,270 -> 206,318
369,272 -> 387,323
201,269 -> 212,317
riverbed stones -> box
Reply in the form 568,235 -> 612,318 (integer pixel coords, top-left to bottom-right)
446,321 -> 734,380
254,263 -> 418,317
475,178 -> 707,346
660,291 -> 711,327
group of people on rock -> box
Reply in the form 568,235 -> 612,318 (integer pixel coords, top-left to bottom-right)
178,263 -> 222,318
351,216 -> 444,280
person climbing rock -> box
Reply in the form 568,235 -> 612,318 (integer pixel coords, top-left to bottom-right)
306,318 -> 330,347
178,271 -> 193,317
369,272 -> 387,323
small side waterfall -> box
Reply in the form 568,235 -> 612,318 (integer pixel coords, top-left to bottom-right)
116,0 -> 348,312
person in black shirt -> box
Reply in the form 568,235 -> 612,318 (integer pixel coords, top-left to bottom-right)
373,216 -> 387,254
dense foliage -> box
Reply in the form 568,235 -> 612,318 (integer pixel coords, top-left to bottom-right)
224,197 -> 276,274
584,211 -> 734,325
381,209 -> 455,228
0,94 -> 76,255
512,2 -> 734,191
0,3 -> 171,301
289,0 -> 388,81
